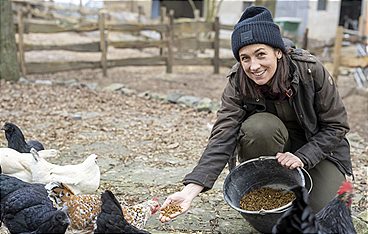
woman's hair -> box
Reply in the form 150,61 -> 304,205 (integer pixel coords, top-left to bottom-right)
237,51 -> 290,99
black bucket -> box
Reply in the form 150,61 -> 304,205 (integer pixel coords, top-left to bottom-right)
223,156 -> 312,233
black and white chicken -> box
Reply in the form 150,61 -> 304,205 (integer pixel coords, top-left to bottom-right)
94,190 -> 151,234
272,181 -> 357,234
0,174 -> 70,233
1,122 -> 45,153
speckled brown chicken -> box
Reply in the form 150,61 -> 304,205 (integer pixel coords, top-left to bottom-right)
46,182 -> 160,232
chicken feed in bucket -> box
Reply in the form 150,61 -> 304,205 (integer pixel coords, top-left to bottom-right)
223,156 -> 312,233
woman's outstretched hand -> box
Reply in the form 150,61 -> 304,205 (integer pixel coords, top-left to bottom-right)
159,192 -> 191,223
276,152 -> 304,169
159,183 -> 203,223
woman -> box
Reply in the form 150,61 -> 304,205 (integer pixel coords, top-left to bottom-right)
159,6 -> 353,222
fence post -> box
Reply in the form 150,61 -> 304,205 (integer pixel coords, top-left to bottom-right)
26,3 -> 31,18
79,0 -> 83,23
213,16 -> 220,74
166,9 -> 174,74
302,28 -> 308,50
160,6 -> 167,56
138,5 -> 144,23
332,26 -> 344,81
194,9 -> 202,53
17,9 -> 26,76
99,10 -> 107,77
194,9 -> 200,20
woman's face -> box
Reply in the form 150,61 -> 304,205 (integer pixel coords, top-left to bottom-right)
239,44 -> 282,85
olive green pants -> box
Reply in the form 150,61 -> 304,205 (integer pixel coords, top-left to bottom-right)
237,112 -> 345,212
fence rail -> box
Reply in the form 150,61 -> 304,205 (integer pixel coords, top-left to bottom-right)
14,3 -> 237,76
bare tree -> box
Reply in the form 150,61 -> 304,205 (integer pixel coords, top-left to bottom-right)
188,0 -> 197,13
0,0 -> 20,81
203,0 -> 223,22
188,0 -> 223,22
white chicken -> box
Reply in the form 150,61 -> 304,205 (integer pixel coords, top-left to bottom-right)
30,149 -> 100,194
0,148 -> 61,182
0,147 -> 34,182
37,149 -> 60,158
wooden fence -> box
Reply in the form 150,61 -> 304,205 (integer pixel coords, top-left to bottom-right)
332,26 -> 368,80
13,1 -> 367,77
13,1 -> 236,77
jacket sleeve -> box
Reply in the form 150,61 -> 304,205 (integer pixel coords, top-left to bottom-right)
183,74 -> 247,191
294,60 -> 350,169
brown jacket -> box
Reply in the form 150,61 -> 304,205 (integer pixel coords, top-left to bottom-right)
183,49 -> 353,191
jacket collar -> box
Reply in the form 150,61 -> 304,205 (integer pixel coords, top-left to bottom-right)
289,56 -> 300,95
226,63 -> 240,79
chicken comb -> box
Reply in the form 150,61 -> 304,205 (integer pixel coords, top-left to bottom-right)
337,181 -> 353,195
152,197 -> 159,202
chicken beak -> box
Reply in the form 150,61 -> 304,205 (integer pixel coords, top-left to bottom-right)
64,216 -> 71,225
61,205 -> 69,214
60,205 -> 71,224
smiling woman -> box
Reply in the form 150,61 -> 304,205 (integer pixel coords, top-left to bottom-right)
238,44 -> 281,86
159,5 -> 353,230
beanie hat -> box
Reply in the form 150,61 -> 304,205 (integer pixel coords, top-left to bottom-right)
231,6 -> 286,61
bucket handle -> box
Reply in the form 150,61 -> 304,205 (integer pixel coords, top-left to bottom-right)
258,156 -> 314,193
259,156 -> 276,161
300,167 -> 313,194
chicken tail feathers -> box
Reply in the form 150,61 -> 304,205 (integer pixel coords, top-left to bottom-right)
272,185 -> 321,234
104,190 -> 122,213
95,190 -> 150,234
27,140 -> 45,152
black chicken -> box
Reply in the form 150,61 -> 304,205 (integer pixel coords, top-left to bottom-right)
1,122 -> 45,153
0,174 -> 70,233
94,190 -> 150,234
272,181 -> 356,234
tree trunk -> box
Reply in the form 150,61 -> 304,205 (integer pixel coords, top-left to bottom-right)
0,0 -> 20,81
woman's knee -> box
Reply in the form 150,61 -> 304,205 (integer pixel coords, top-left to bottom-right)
308,159 -> 346,212
237,113 -> 289,162
240,112 -> 288,143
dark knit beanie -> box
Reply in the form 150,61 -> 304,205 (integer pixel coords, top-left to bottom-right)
231,6 -> 286,61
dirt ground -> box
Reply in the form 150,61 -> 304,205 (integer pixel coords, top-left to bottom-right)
26,64 -> 368,141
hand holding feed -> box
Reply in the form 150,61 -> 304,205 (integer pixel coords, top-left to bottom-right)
159,183 -> 203,223
276,152 -> 304,169
159,192 -> 189,223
